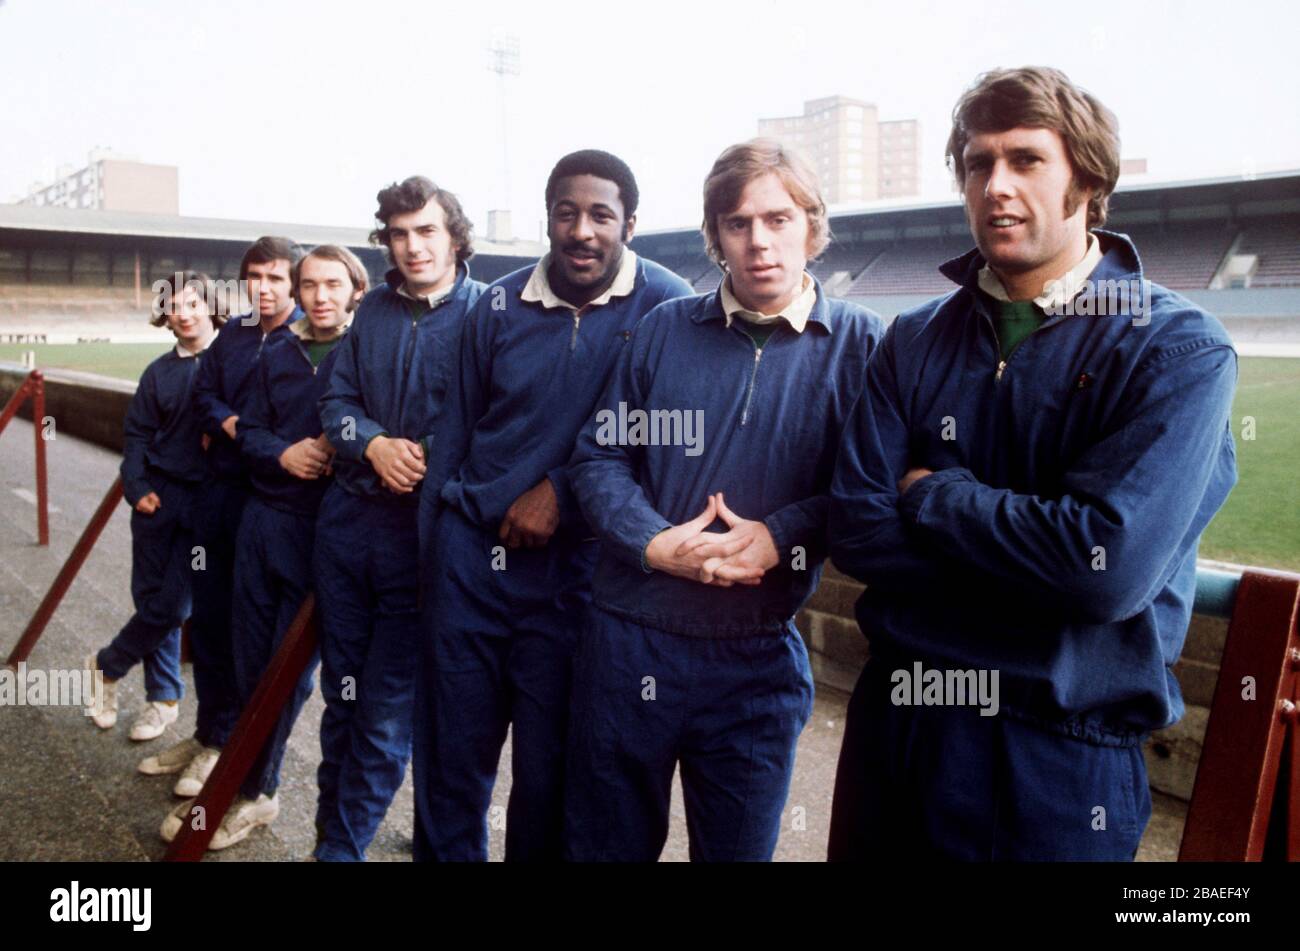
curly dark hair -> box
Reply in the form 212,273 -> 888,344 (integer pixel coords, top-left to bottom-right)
369,176 -> 474,265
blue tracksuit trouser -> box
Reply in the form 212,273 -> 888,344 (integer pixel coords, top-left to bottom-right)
229,496 -> 319,801
312,485 -> 420,862
563,610 -> 814,861
413,503 -> 597,862
97,475 -> 194,702
827,654 -> 1153,861
188,477 -> 247,749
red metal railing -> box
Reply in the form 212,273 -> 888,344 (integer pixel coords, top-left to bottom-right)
5,476 -> 122,668
1179,567 -> 1300,860
0,368 -> 50,546
164,595 -> 319,861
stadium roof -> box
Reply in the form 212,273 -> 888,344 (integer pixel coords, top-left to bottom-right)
634,168 -> 1300,237
0,203 -> 546,257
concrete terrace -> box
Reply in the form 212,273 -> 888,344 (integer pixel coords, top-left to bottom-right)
0,420 -> 1185,862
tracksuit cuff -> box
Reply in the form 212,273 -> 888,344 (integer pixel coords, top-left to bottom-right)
546,467 -> 577,516
762,512 -> 796,562
899,467 -> 974,526
122,479 -> 150,508
639,524 -> 671,573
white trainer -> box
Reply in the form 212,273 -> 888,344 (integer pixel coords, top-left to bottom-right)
209,794 -> 280,851
83,653 -> 117,729
138,736 -> 204,776
172,746 -> 220,798
160,798 -> 197,844
129,701 -> 179,741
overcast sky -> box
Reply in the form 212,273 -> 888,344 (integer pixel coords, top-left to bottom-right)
2,0 -> 1297,240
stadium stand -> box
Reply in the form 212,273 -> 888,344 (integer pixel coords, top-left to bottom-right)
694,268 -> 723,293
629,170 -> 1300,336
0,204 -> 542,342
1123,223 -> 1236,290
4,171 -> 1297,343
847,236 -> 971,296
1238,218 -> 1300,287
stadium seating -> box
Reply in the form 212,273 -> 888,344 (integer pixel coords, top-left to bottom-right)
1237,220 -> 1300,287
0,281 -> 161,341
1120,224 -> 1235,290
847,237 -> 972,296
694,268 -> 723,293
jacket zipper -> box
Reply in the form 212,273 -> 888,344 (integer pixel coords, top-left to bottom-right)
401,314 -> 419,379
570,312 -> 581,352
984,298 -> 1073,383
395,297 -> 446,428
741,341 -> 763,426
294,337 -> 316,375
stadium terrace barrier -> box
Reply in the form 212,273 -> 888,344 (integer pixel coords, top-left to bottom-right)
0,368 -> 49,546
0,361 -> 135,453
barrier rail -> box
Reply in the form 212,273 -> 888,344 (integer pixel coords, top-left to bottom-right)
4,476 -> 122,669
1179,566 -> 1300,860
163,595 -> 319,861
0,368 -> 49,546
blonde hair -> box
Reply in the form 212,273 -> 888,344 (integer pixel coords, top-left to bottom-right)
701,138 -> 830,268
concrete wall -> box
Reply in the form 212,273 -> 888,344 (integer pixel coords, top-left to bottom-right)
0,361 -> 135,452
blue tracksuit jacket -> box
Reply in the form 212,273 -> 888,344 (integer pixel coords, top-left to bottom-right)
122,346 -> 209,505
568,281 -> 884,637
237,324 -> 347,515
319,264 -> 485,502
433,255 -> 693,534
193,308 -> 303,482
828,230 -> 1238,743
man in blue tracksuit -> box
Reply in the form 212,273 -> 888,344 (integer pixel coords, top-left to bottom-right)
86,271 -> 221,740
827,68 -> 1238,861
415,150 -> 693,862
188,245 -> 366,852
564,140 -> 883,861
315,177 -> 485,862
148,237 -> 303,814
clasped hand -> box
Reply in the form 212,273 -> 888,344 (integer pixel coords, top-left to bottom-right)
645,493 -> 778,588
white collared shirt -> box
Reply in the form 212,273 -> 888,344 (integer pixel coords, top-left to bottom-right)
397,280 -> 456,309
978,233 -> 1104,310
720,271 -> 816,333
521,249 -> 639,313
174,339 -> 209,358
289,314 -> 353,343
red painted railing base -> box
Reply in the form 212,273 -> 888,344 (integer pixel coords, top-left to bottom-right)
163,594 -> 319,861
1179,569 -> 1300,860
